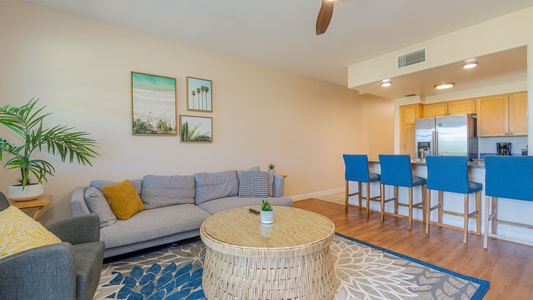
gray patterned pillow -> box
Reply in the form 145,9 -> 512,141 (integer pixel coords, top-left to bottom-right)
238,171 -> 269,198
84,187 -> 117,228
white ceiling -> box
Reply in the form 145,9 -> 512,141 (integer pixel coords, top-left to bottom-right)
19,0 -> 533,95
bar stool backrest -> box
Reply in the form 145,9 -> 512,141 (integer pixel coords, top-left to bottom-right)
485,156 -> 533,201
379,154 -> 413,187
343,154 -> 370,182
426,156 -> 470,194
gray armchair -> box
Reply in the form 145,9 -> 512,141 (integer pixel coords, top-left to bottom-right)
0,192 -> 105,300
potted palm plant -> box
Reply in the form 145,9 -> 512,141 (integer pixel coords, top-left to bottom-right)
0,99 -> 98,201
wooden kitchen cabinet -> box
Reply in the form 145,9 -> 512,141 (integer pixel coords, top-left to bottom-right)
477,92 -> 528,137
423,103 -> 447,117
399,104 -> 422,159
447,98 -> 477,115
423,98 -> 476,117
509,92 -> 528,136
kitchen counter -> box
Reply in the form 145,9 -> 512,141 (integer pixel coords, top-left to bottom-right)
369,160 -> 484,168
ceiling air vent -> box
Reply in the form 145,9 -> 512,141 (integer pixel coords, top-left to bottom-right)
397,48 -> 426,69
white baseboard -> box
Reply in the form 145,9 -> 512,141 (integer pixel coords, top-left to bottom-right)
290,187 -> 344,201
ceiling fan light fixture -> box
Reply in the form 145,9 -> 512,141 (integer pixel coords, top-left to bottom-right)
434,82 -> 455,90
462,62 -> 478,69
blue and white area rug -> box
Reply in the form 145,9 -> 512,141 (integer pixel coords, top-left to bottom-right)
95,233 -> 489,300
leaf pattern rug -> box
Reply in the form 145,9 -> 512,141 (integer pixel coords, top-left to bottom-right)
95,233 -> 489,300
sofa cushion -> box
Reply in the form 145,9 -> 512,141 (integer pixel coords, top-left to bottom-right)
198,196 -> 294,215
90,179 -> 143,195
141,175 -> 196,209
194,170 -> 239,205
100,204 -> 211,249
84,187 -> 117,228
102,180 -> 145,220
0,206 -> 62,257
238,171 -> 269,198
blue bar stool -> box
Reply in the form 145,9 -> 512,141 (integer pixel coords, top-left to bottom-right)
484,156 -> 533,249
343,154 -> 381,219
425,156 -> 482,244
379,154 -> 426,230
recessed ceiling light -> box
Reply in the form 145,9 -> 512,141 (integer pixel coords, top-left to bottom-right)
434,82 -> 455,89
462,62 -> 478,69
381,79 -> 392,87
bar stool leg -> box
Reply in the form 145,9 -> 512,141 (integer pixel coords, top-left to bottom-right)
366,182 -> 371,220
421,185 -> 427,225
438,191 -> 443,224
476,191 -> 481,235
394,186 -> 399,215
344,180 -> 349,215
492,197 -> 498,236
426,188 -> 431,235
358,182 -> 363,208
484,196 -> 491,249
408,187 -> 413,231
380,184 -> 385,223
463,194 -> 469,244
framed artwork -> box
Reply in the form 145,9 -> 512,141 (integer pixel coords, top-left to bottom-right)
180,115 -> 213,142
187,76 -> 212,112
131,71 -> 177,135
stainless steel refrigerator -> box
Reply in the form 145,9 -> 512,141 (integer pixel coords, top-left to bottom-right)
414,114 -> 478,160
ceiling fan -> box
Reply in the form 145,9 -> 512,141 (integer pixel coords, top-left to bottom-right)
316,0 -> 336,35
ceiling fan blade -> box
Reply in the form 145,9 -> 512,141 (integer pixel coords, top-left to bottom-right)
316,0 -> 335,35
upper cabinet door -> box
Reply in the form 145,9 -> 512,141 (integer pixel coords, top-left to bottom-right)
477,95 -> 508,137
423,103 -> 447,117
509,92 -> 528,136
447,98 -> 476,115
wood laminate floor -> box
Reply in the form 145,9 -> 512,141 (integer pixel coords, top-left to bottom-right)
294,198 -> 533,300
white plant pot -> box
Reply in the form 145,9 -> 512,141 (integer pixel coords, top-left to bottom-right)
260,210 -> 274,224
7,183 -> 44,201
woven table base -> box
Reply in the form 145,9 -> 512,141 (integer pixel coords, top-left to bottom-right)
203,245 -> 337,299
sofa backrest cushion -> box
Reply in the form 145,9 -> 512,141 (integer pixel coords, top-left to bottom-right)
194,170 -> 239,205
90,179 -> 143,195
141,175 -> 196,209
84,187 -> 117,228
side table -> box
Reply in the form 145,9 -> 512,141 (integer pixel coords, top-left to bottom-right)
9,194 -> 52,220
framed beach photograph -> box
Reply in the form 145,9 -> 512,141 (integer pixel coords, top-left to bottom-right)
180,115 -> 212,142
131,71 -> 177,135
187,76 -> 212,112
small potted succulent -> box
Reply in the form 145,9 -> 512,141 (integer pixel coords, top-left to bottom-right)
261,199 -> 274,224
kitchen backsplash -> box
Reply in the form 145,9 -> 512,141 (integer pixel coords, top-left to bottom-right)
478,136 -> 528,157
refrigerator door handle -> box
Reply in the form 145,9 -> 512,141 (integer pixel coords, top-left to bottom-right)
433,131 -> 438,155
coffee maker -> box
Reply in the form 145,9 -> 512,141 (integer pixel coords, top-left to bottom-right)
496,142 -> 512,155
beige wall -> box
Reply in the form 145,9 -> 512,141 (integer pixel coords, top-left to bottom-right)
0,2 -> 394,223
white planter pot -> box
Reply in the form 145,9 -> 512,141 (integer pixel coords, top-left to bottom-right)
260,210 -> 274,224
7,183 -> 44,201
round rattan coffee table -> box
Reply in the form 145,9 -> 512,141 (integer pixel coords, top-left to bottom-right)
200,206 -> 337,300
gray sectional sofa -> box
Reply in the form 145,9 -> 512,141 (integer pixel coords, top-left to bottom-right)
70,167 -> 293,258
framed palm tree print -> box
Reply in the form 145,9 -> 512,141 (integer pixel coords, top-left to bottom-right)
180,115 -> 212,142
187,76 -> 212,112
131,71 -> 177,135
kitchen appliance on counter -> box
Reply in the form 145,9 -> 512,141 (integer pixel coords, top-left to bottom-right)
496,142 -> 512,155
415,114 -> 478,161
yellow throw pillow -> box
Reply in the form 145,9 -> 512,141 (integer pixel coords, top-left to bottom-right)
103,180 -> 145,220
0,206 -> 62,258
